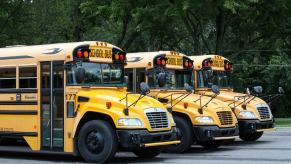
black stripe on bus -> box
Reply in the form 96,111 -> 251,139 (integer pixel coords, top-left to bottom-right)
0,110 -> 38,115
0,132 -> 37,137
0,101 -> 37,105
0,55 -> 33,60
0,89 -> 37,93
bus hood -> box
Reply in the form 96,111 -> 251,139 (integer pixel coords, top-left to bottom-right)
150,91 -> 237,127
75,88 -> 174,132
198,90 -> 272,120
77,88 -> 166,112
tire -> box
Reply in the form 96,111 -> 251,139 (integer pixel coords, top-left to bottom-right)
133,147 -> 161,158
199,140 -> 222,149
77,120 -> 117,163
239,132 -> 264,141
164,116 -> 193,153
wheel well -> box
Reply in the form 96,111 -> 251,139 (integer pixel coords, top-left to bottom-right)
172,111 -> 193,127
75,112 -> 115,139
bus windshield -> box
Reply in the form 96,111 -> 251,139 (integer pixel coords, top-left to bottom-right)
197,70 -> 233,88
67,62 -> 125,87
148,69 -> 193,90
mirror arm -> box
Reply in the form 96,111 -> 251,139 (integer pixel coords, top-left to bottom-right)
120,92 -> 140,115
265,94 -> 283,103
228,95 -> 252,110
245,96 -> 256,104
170,93 -> 192,109
202,94 -> 217,109
128,94 -> 145,109
168,93 -> 188,104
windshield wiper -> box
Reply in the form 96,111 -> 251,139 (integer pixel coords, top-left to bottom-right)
193,85 -> 220,114
228,95 -> 253,110
119,82 -> 150,115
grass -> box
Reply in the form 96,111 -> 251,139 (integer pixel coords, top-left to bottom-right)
275,118 -> 291,127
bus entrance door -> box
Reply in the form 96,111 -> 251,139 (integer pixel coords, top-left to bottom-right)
40,61 -> 64,150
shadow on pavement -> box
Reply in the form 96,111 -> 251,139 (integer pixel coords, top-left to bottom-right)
0,150 -> 167,163
0,151 -> 83,162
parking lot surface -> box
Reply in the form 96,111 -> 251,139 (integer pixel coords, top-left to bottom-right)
0,128 -> 290,164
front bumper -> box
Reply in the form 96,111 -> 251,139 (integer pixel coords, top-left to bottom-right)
238,119 -> 275,134
193,125 -> 239,142
116,127 -> 180,149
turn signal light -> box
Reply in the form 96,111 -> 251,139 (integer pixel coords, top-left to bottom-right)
184,102 -> 188,109
106,102 -> 112,109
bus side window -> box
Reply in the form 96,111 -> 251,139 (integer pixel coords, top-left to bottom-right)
0,67 -> 16,89
124,68 -> 133,92
198,71 -> 204,88
136,68 -> 146,92
19,66 -> 37,88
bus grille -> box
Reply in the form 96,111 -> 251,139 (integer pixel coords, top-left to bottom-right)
146,111 -> 169,129
217,111 -> 233,125
257,107 -> 270,119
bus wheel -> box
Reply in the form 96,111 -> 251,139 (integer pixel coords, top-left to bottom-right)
199,140 -> 222,149
133,147 -> 161,158
240,132 -> 263,141
164,116 -> 193,153
77,120 -> 117,163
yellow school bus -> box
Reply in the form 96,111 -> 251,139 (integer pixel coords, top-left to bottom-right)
125,51 -> 239,153
191,55 -> 275,141
0,42 -> 180,163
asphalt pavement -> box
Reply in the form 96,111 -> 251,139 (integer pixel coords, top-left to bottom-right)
0,128 -> 290,164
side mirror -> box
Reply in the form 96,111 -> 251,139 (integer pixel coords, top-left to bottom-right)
207,69 -> 213,77
246,88 -> 251,95
140,82 -> 150,95
253,86 -> 263,94
157,72 -> 166,87
184,83 -> 193,92
278,87 -> 284,94
211,85 -> 220,95
124,76 -> 129,88
75,66 -> 86,84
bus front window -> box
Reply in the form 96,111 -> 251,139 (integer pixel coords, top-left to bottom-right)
197,70 -> 233,88
67,62 -> 125,87
148,69 -> 193,90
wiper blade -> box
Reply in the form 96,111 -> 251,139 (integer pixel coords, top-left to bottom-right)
228,95 -> 253,110
158,92 -> 192,111
119,93 -> 146,115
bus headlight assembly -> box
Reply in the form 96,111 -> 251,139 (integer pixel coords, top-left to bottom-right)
238,111 -> 256,119
118,118 -> 143,127
170,116 -> 176,126
195,116 -> 214,124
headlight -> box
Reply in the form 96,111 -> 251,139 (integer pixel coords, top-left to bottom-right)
195,116 -> 214,124
170,116 -> 176,126
118,118 -> 143,127
238,111 -> 256,119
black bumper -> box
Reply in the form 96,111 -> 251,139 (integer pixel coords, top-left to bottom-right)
238,119 -> 274,134
116,128 -> 179,149
193,125 -> 239,142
